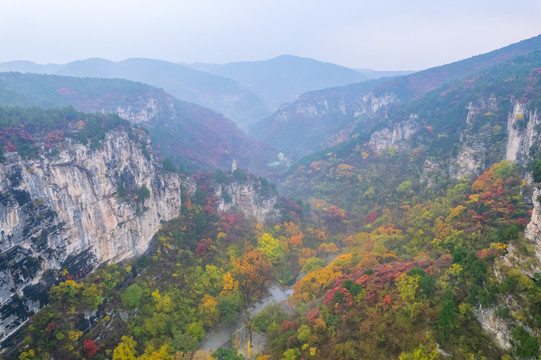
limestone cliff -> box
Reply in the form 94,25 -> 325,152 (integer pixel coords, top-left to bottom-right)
504,101 -> 541,260
0,130 -> 181,342
472,100 -> 541,350
214,180 -> 280,223
368,115 -> 417,151
505,103 -> 540,166
525,186 -> 541,263
251,91 -> 398,158
449,99 -> 502,179
185,172 -> 280,224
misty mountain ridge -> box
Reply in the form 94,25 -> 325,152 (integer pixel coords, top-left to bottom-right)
0,58 -> 270,128
187,54 -> 373,109
2,34 -> 541,360
0,55 -> 410,128
0,71 -> 277,173
355,68 -> 415,79
250,34 -> 541,159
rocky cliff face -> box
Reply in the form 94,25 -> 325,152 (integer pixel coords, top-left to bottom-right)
184,173 -> 280,224
0,130 -> 181,342
214,181 -> 280,223
368,116 -> 417,151
472,101 -> 541,349
525,186 -> 541,263
505,103 -> 540,166
474,306 -> 513,350
250,91 -> 398,158
505,101 -> 541,261
113,95 -> 176,126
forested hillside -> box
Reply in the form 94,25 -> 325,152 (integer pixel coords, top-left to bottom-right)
0,72 -> 278,173
2,36 -> 541,360
251,35 -> 541,160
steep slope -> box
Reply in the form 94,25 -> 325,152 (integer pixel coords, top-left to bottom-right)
56,58 -> 270,127
6,167 -> 304,359
0,59 -> 270,127
263,48 -> 541,360
250,79 -> 393,158
0,72 -> 277,173
0,108 -> 181,344
189,55 -> 368,110
252,35 -> 541,159
356,68 -> 414,79
284,49 -> 541,210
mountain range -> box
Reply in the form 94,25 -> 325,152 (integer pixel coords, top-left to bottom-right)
1,34 -> 541,360
187,55 -> 370,110
0,72 -> 276,173
0,55 -> 387,128
250,34 -> 541,159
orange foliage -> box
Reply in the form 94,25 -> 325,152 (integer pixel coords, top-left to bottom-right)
233,246 -> 272,303
371,224 -> 402,236
356,253 -> 380,269
284,221 -> 304,248
318,242 -> 339,255
471,166 -> 495,193
184,194 -> 192,210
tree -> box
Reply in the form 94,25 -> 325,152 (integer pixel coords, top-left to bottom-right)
112,336 -> 137,360
212,348 -> 246,360
399,343 -> 439,360
186,322 -> 205,342
137,185 -> 151,201
121,284 -> 144,309
233,246 -> 272,304
532,159 -> 541,183
438,294 -> 457,341
83,339 -> 99,358
217,292 -> 243,324
162,158 -> 177,172
258,233 -> 284,264
171,331 -> 199,353
469,258 -> 487,285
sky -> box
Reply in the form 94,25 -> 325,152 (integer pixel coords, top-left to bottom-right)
1,0 -> 540,71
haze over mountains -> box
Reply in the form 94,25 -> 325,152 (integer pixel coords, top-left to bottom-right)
0,55 -> 405,128
187,55 -> 372,110
251,34 -> 541,159
2,30 -> 541,359
0,72 -> 276,173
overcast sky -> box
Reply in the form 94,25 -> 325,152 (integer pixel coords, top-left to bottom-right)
1,0 -> 540,71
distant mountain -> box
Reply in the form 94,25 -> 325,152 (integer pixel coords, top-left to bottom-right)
0,72 -> 276,172
0,60 -> 62,74
356,68 -> 415,79
251,35 -> 541,159
0,58 -> 270,128
188,55 -> 368,110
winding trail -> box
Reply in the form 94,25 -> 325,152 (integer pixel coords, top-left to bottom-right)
199,281 -> 296,354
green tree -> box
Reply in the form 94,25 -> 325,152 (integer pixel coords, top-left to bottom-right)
121,284 -> 144,309
162,157 -> 177,172
212,348 -> 246,360
186,321 -> 205,341
171,331 -> 199,353
533,159 -> 541,182
137,185 -> 151,201
438,294 -> 457,341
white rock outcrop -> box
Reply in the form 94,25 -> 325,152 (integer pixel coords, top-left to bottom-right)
0,130 -> 181,342
215,181 -> 280,224
505,103 -> 539,165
